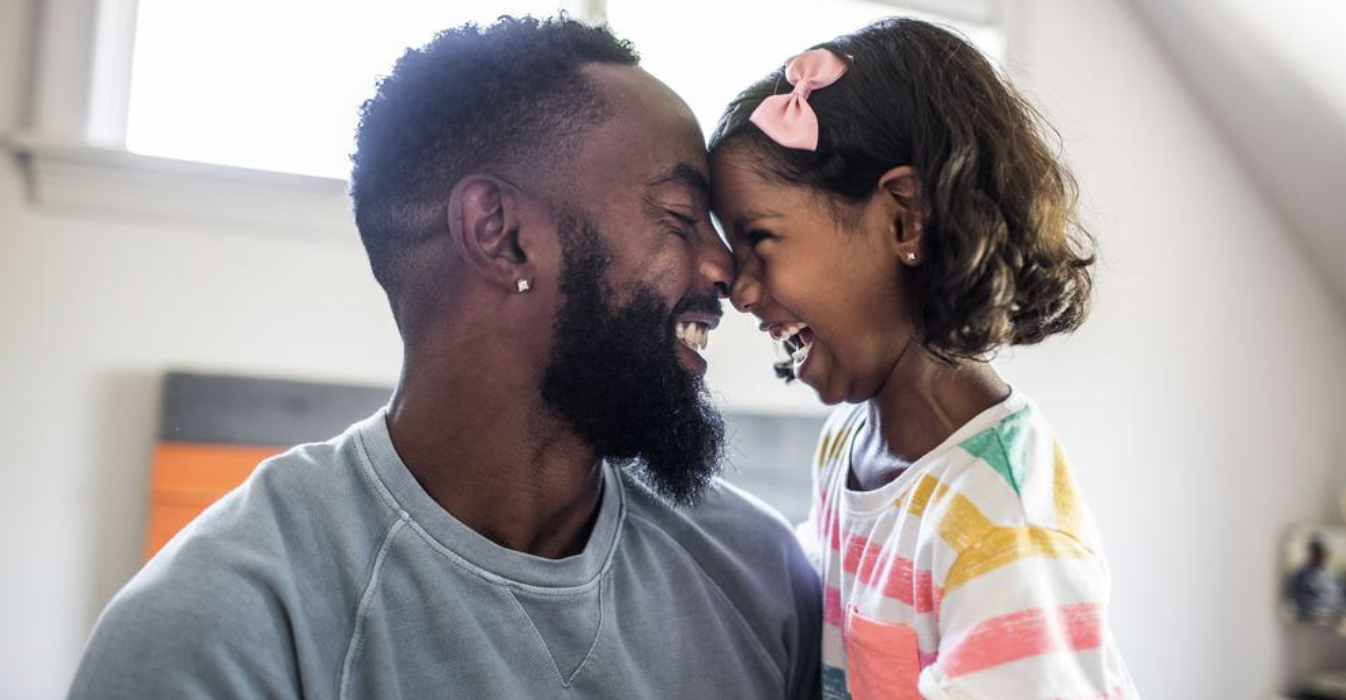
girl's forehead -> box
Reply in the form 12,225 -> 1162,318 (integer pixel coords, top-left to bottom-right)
710,152 -> 784,198
710,156 -> 826,213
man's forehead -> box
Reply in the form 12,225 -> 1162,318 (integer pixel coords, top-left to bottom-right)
645,162 -> 709,204
581,63 -> 692,116
570,64 -> 709,196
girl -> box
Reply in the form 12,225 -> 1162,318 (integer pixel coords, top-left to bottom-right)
709,18 -> 1139,700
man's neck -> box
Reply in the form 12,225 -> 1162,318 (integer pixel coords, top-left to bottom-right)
385,353 -> 605,560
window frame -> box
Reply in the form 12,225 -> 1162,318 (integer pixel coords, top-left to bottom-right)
6,0 -> 1007,233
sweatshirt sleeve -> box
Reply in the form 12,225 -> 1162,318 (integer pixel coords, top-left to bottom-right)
67,542 -> 301,699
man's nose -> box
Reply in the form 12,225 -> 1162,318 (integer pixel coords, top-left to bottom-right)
695,232 -> 735,301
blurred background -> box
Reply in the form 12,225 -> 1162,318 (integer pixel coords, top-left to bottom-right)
2,0 -> 1345,697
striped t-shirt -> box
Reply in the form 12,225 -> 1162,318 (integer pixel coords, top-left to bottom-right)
802,392 -> 1138,700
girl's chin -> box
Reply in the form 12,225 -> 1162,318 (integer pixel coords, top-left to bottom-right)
798,363 -> 845,406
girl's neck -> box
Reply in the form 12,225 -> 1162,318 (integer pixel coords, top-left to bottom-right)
849,344 -> 1011,492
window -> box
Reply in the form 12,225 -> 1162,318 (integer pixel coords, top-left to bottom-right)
13,0 -> 1002,225
122,0 -> 1003,177
125,0 -> 567,179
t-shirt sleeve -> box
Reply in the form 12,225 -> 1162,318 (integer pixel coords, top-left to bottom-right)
917,526 -> 1136,700
67,558 -> 300,700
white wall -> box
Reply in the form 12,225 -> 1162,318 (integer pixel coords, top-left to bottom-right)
0,4 -> 405,698
3,0 -> 1346,697
997,0 -> 1346,696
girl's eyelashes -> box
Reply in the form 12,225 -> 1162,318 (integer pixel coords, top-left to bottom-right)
745,230 -> 773,247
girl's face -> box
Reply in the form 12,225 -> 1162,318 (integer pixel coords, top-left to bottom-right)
710,149 -> 921,405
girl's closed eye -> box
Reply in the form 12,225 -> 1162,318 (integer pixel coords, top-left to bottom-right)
745,230 -> 774,247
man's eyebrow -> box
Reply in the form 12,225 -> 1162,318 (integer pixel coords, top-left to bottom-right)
645,162 -> 709,203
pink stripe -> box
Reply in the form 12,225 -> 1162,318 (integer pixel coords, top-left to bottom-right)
824,585 -> 844,627
833,530 -> 937,613
941,602 -> 1105,678
833,601 -> 942,670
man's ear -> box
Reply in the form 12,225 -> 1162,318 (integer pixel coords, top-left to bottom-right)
876,165 -> 926,266
446,175 -> 532,292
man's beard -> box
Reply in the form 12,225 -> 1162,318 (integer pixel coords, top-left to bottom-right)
540,215 -> 725,506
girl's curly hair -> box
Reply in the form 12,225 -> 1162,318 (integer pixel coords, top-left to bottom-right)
710,18 -> 1093,364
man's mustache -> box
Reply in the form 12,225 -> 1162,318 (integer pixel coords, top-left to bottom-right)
671,294 -> 723,319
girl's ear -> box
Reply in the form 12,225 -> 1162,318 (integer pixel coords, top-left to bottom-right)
877,165 -> 925,267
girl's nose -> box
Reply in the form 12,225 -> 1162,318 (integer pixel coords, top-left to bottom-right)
730,267 -> 762,315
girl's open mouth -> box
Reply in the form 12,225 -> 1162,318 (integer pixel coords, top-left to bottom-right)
770,322 -> 815,368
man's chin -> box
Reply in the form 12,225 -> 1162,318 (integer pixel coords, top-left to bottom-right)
620,456 -> 718,508
620,389 -> 725,507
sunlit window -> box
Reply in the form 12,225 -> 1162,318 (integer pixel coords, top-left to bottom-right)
606,0 -> 1003,136
125,0 -> 565,178
125,0 -> 1000,180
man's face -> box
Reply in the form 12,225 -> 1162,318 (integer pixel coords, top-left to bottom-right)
538,65 -> 735,505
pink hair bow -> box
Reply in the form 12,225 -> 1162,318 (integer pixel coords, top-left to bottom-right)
749,48 -> 849,151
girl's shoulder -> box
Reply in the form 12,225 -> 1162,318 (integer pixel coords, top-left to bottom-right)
917,393 -> 1097,540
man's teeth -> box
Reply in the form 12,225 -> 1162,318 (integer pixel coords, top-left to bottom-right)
675,321 -> 710,352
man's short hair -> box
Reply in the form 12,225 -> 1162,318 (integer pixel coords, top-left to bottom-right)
350,16 -> 639,304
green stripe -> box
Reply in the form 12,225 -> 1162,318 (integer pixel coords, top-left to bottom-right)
958,407 -> 1032,496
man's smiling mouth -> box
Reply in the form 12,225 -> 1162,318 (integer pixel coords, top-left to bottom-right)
675,321 -> 713,352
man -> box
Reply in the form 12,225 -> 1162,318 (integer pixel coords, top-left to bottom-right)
1289,537 -> 1346,623
68,16 -> 821,700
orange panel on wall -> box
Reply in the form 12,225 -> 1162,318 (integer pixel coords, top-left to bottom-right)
143,443 -> 285,560
143,372 -> 392,562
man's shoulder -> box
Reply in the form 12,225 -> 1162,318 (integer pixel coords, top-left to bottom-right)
615,469 -> 822,692
176,429 -> 391,556
70,425 -> 398,698
618,469 -> 804,571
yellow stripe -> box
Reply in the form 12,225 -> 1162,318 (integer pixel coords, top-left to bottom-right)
903,474 -> 948,517
1053,440 -> 1085,539
943,526 -> 1094,593
899,475 -> 997,557
937,492 -> 998,553
828,427 -> 852,464
816,432 -> 834,469
817,408 -> 870,470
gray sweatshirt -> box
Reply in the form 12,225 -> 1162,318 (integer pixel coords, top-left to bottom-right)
68,410 -> 822,699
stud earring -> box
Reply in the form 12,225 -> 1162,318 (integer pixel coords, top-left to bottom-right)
516,279 -> 532,293
906,252 -> 918,263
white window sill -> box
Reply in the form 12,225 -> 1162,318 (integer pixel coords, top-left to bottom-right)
5,134 -> 354,235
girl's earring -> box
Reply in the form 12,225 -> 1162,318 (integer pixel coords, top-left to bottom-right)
906,252 -> 918,263
517,279 -> 532,293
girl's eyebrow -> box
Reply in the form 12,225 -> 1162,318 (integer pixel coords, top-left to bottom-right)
735,209 -> 785,233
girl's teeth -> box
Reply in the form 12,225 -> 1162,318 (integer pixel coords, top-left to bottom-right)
771,322 -> 809,341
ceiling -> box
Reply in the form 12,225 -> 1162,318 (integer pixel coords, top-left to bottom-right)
1127,0 -> 1346,306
